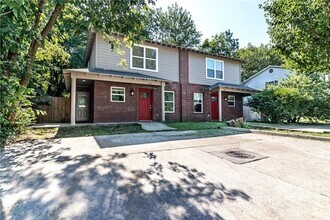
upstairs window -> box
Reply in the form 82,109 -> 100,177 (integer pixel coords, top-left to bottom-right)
265,80 -> 278,87
164,91 -> 175,113
131,45 -> 158,72
206,58 -> 224,80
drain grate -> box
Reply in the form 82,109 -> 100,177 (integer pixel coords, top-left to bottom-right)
225,150 -> 256,159
210,148 -> 267,164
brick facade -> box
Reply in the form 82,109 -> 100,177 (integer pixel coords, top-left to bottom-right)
93,80 -> 162,123
221,91 -> 243,121
89,49 -> 245,123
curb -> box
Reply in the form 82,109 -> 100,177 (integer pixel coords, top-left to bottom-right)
223,127 -> 330,142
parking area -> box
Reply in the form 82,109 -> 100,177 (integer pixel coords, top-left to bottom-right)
1,133 -> 329,219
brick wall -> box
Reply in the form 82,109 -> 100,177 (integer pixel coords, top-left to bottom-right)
221,91 -> 243,121
93,80 -> 161,123
165,81 -> 181,122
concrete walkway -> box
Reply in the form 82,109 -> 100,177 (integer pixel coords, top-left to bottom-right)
30,122 -> 176,131
247,122 -> 330,133
138,122 -> 176,131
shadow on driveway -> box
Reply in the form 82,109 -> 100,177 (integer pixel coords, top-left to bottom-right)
1,139 -> 251,219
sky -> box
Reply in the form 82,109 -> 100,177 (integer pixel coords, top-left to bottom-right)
155,0 -> 270,48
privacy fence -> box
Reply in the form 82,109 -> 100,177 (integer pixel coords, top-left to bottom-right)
36,96 -> 71,123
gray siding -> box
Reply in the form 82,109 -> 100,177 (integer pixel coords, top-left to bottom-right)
243,67 -> 290,90
95,33 -> 179,82
189,52 -> 241,86
89,38 -> 96,69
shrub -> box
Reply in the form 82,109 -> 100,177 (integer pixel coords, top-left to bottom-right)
248,74 -> 329,123
0,75 -> 37,146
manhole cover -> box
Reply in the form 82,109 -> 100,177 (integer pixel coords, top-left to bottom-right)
210,148 -> 267,164
225,150 -> 255,159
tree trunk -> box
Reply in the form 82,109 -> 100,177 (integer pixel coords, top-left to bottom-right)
20,3 -> 63,86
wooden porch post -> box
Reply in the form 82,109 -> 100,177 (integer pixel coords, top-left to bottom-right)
70,75 -> 76,125
218,87 -> 222,121
161,81 -> 166,122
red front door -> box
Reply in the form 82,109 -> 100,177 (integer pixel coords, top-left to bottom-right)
211,93 -> 219,120
138,88 -> 153,120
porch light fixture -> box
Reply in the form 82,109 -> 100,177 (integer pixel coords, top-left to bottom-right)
224,97 -> 228,101
130,88 -> 134,96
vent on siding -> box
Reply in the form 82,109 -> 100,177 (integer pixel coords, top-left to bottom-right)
269,68 -> 274,73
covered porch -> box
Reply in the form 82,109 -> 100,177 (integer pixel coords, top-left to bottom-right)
63,68 -> 168,125
207,82 -> 258,121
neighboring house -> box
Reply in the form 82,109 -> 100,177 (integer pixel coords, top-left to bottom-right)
242,65 -> 291,121
63,31 -> 256,124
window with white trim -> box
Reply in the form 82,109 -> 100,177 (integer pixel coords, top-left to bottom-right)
164,91 -> 175,113
131,45 -> 158,71
265,80 -> 278,87
194,93 -> 203,113
111,87 -> 125,102
228,95 -> 235,107
206,58 -> 224,80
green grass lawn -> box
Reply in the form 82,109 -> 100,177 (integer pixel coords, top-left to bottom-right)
165,121 -> 226,130
17,124 -> 145,141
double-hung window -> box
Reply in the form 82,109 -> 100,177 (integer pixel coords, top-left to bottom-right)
265,80 -> 278,87
194,93 -> 203,113
131,45 -> 158,71
164,91 -> 175,113
111,87 -> 125,102
206,58 -> 224,80
228,95 -> 235,107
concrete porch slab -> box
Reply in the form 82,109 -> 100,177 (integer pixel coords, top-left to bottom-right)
138,122 -> 176,131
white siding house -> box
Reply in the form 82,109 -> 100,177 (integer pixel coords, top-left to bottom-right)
242,65 -> 291,121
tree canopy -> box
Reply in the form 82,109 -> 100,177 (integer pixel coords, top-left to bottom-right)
1,0 -> 155,87
0,0 -> 155,145
200,30 -> 239,57
236,43 -> 283,81
144,3 -> 202,48
261,0 -> 330,74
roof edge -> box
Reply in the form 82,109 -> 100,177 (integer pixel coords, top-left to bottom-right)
83,31 -> 96,68
86,30 -> 244,63
242,65 -> 285,84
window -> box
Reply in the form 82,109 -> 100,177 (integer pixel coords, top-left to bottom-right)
131,44 -> 158,71
228,95 -> 235,107
206,58 -> 224,80
194,93 -> 203,113
164,91 -> 175,113
111,87 -> 125,102
265,80 -> 278,87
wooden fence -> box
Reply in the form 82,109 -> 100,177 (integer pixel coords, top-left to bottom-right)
37,97 -> 71,123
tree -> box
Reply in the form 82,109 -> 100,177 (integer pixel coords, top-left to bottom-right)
1,0 -> 155,87
248,75 -> 330,123
144,3 -> 202,48
236,43 -> 283,81
200,30 -> 239,57
0,0 -> 155,144
261,0 -> 330,74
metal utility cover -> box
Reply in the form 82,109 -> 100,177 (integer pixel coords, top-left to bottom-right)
211,148 -> 268,164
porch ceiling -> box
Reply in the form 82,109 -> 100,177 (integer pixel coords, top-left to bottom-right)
63,68 -> 167,90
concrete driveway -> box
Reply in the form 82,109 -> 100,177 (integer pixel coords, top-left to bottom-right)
1,133 -> 329,219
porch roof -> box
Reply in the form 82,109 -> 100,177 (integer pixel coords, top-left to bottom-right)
63,68 -> 167,90
207,82 -> 259,94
